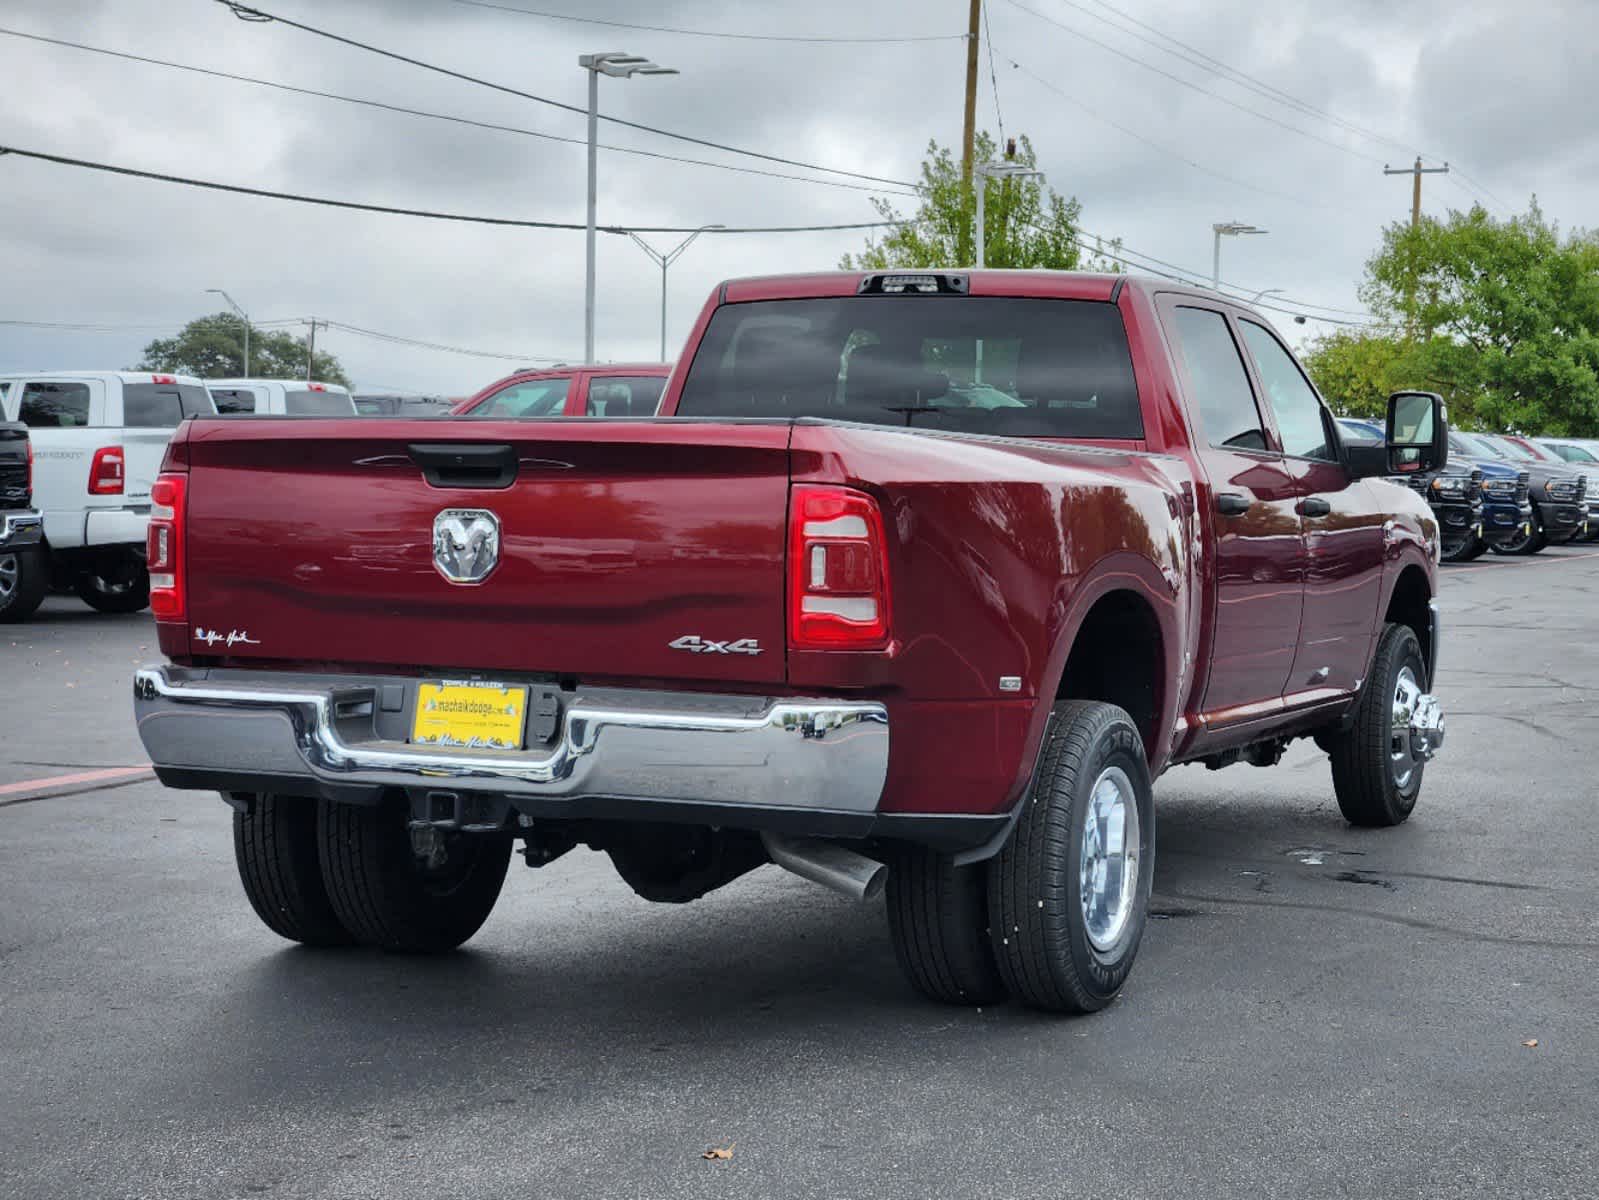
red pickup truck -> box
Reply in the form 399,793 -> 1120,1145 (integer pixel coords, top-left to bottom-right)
133,270 -> 1448,1013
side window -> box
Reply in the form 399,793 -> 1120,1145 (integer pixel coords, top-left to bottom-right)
466,379 -> 570,418
1171,308 -> 1267,452
1238,320 -> 1334,461
19,382 -> 91,428
585,376 -> 666,417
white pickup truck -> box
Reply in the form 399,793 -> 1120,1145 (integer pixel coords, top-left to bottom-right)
0,370 -> 214,613
206,379 -> 357,416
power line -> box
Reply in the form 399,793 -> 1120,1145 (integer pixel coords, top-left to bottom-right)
999,0 -> 1386,166
1052,0 -> 1423,158
0,27 -> 915,198
321,320 -> 570,362
1006,57 -> 1335,212
0,144 -> 905,234
982,2 -> 1006,145
1065,0 -> 1512,217
451,0 -> 969,44
211,0 -> 918,189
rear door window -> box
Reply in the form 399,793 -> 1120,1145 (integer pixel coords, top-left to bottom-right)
585,375 -> 667,416
284,389 -> 355,416
19,381 -> 91,428
465,378 -> 571,418
1170,308 -> 1268,452
677,297 -> 1143,438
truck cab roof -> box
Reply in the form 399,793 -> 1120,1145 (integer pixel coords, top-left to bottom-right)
0,370 -> 205,386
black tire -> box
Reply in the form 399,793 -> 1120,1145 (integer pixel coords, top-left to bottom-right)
1490,510 -> 1539,556
233,793 -> 354,946
1456,535 -> 1487,561
987,701 -> 1155,1014
74,562 -> 150,613
1328,623 -> 1429,827
0,548 -> 48,623
1438,528 -> 1478,563
318,797 -> 511,952
886,846 -> 1006,1006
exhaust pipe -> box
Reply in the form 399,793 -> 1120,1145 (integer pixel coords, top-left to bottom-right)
761,833 -> 887,902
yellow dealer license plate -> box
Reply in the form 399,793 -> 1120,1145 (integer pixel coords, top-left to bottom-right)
411,682 -> 528,751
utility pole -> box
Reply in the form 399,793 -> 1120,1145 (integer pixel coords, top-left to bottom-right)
1211,221 -> 1267,290
303,318 -> 326,382
961,0 -> 981,263
627,225 -> 724,361
1383,156 -> 1450,228
580,52 -> 678,364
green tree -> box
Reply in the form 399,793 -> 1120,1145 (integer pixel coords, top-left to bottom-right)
1360,201 -> 1599,434
841,133 -> 1094,272
136,313 -> 352,387
1301,329 -> 1420,418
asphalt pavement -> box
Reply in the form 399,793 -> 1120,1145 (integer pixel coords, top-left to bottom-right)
2,549 -> 1597,1199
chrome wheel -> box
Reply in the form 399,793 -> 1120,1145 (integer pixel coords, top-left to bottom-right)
0,553 -> 16,601
1390,666 -> 1423,790
1079,765 -> 1141,953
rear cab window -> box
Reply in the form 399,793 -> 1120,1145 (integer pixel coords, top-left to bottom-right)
19,382 -> 91,428
284,389 -> 355,416
586,375 -> 667,417
209,388 -> 258,415
676,297 -> 1142,439
123,382 -> 215,427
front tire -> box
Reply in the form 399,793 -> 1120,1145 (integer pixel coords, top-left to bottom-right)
1438,528 -> 1479,563
318,798 -> 511,952
1328,623 -> 1430,827
987,701 -> 1155,1014
886,847 -> 1006,1006
233,793 -> 353,946
0,548 -> 48,623
1490,510 -> 1541,556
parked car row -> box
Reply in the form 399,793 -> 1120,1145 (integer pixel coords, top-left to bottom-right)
1337,418 -> 1590,562
0,371 -> 359,620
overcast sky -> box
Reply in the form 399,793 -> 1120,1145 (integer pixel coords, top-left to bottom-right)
0,0 -> 1590,396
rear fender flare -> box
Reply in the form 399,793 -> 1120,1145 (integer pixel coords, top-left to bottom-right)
1002,552 -> 1184,808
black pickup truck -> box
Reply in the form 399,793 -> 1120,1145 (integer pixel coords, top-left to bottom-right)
0,419 -> 46,622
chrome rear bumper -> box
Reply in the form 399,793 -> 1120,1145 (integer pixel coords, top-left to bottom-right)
0,509 -> 43,550
133,665 -> 889,817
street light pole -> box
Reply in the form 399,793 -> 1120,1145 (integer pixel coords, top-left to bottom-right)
205,288 -> 249,376
974,159 -> 1043,268
580,51 -> 678,363
628,225 -> 725,361
1211,221 -> 1268,289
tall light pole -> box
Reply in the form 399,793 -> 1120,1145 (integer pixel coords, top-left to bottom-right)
205,288 -> 249,376
974,159 -> 1042,268
627,225 -> 725,361
580,51 -> 677,363
1212,221 -> 1267,290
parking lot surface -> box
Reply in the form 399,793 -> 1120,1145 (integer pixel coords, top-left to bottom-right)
3,549 -> 1597,1200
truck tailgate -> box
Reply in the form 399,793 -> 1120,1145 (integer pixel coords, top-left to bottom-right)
180,420 -> 791,684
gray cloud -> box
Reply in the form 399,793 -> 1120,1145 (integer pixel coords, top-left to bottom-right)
0,0 -> 1591,393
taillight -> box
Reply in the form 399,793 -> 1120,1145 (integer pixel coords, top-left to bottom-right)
88,446 -> 125,495
148,473 -> 187,621
788,484 -> 891,649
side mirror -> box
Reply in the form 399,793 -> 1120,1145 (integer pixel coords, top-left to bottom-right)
1386,390 -> 1448,474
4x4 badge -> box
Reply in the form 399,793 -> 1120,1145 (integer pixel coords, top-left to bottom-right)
669,635 -> 762,656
